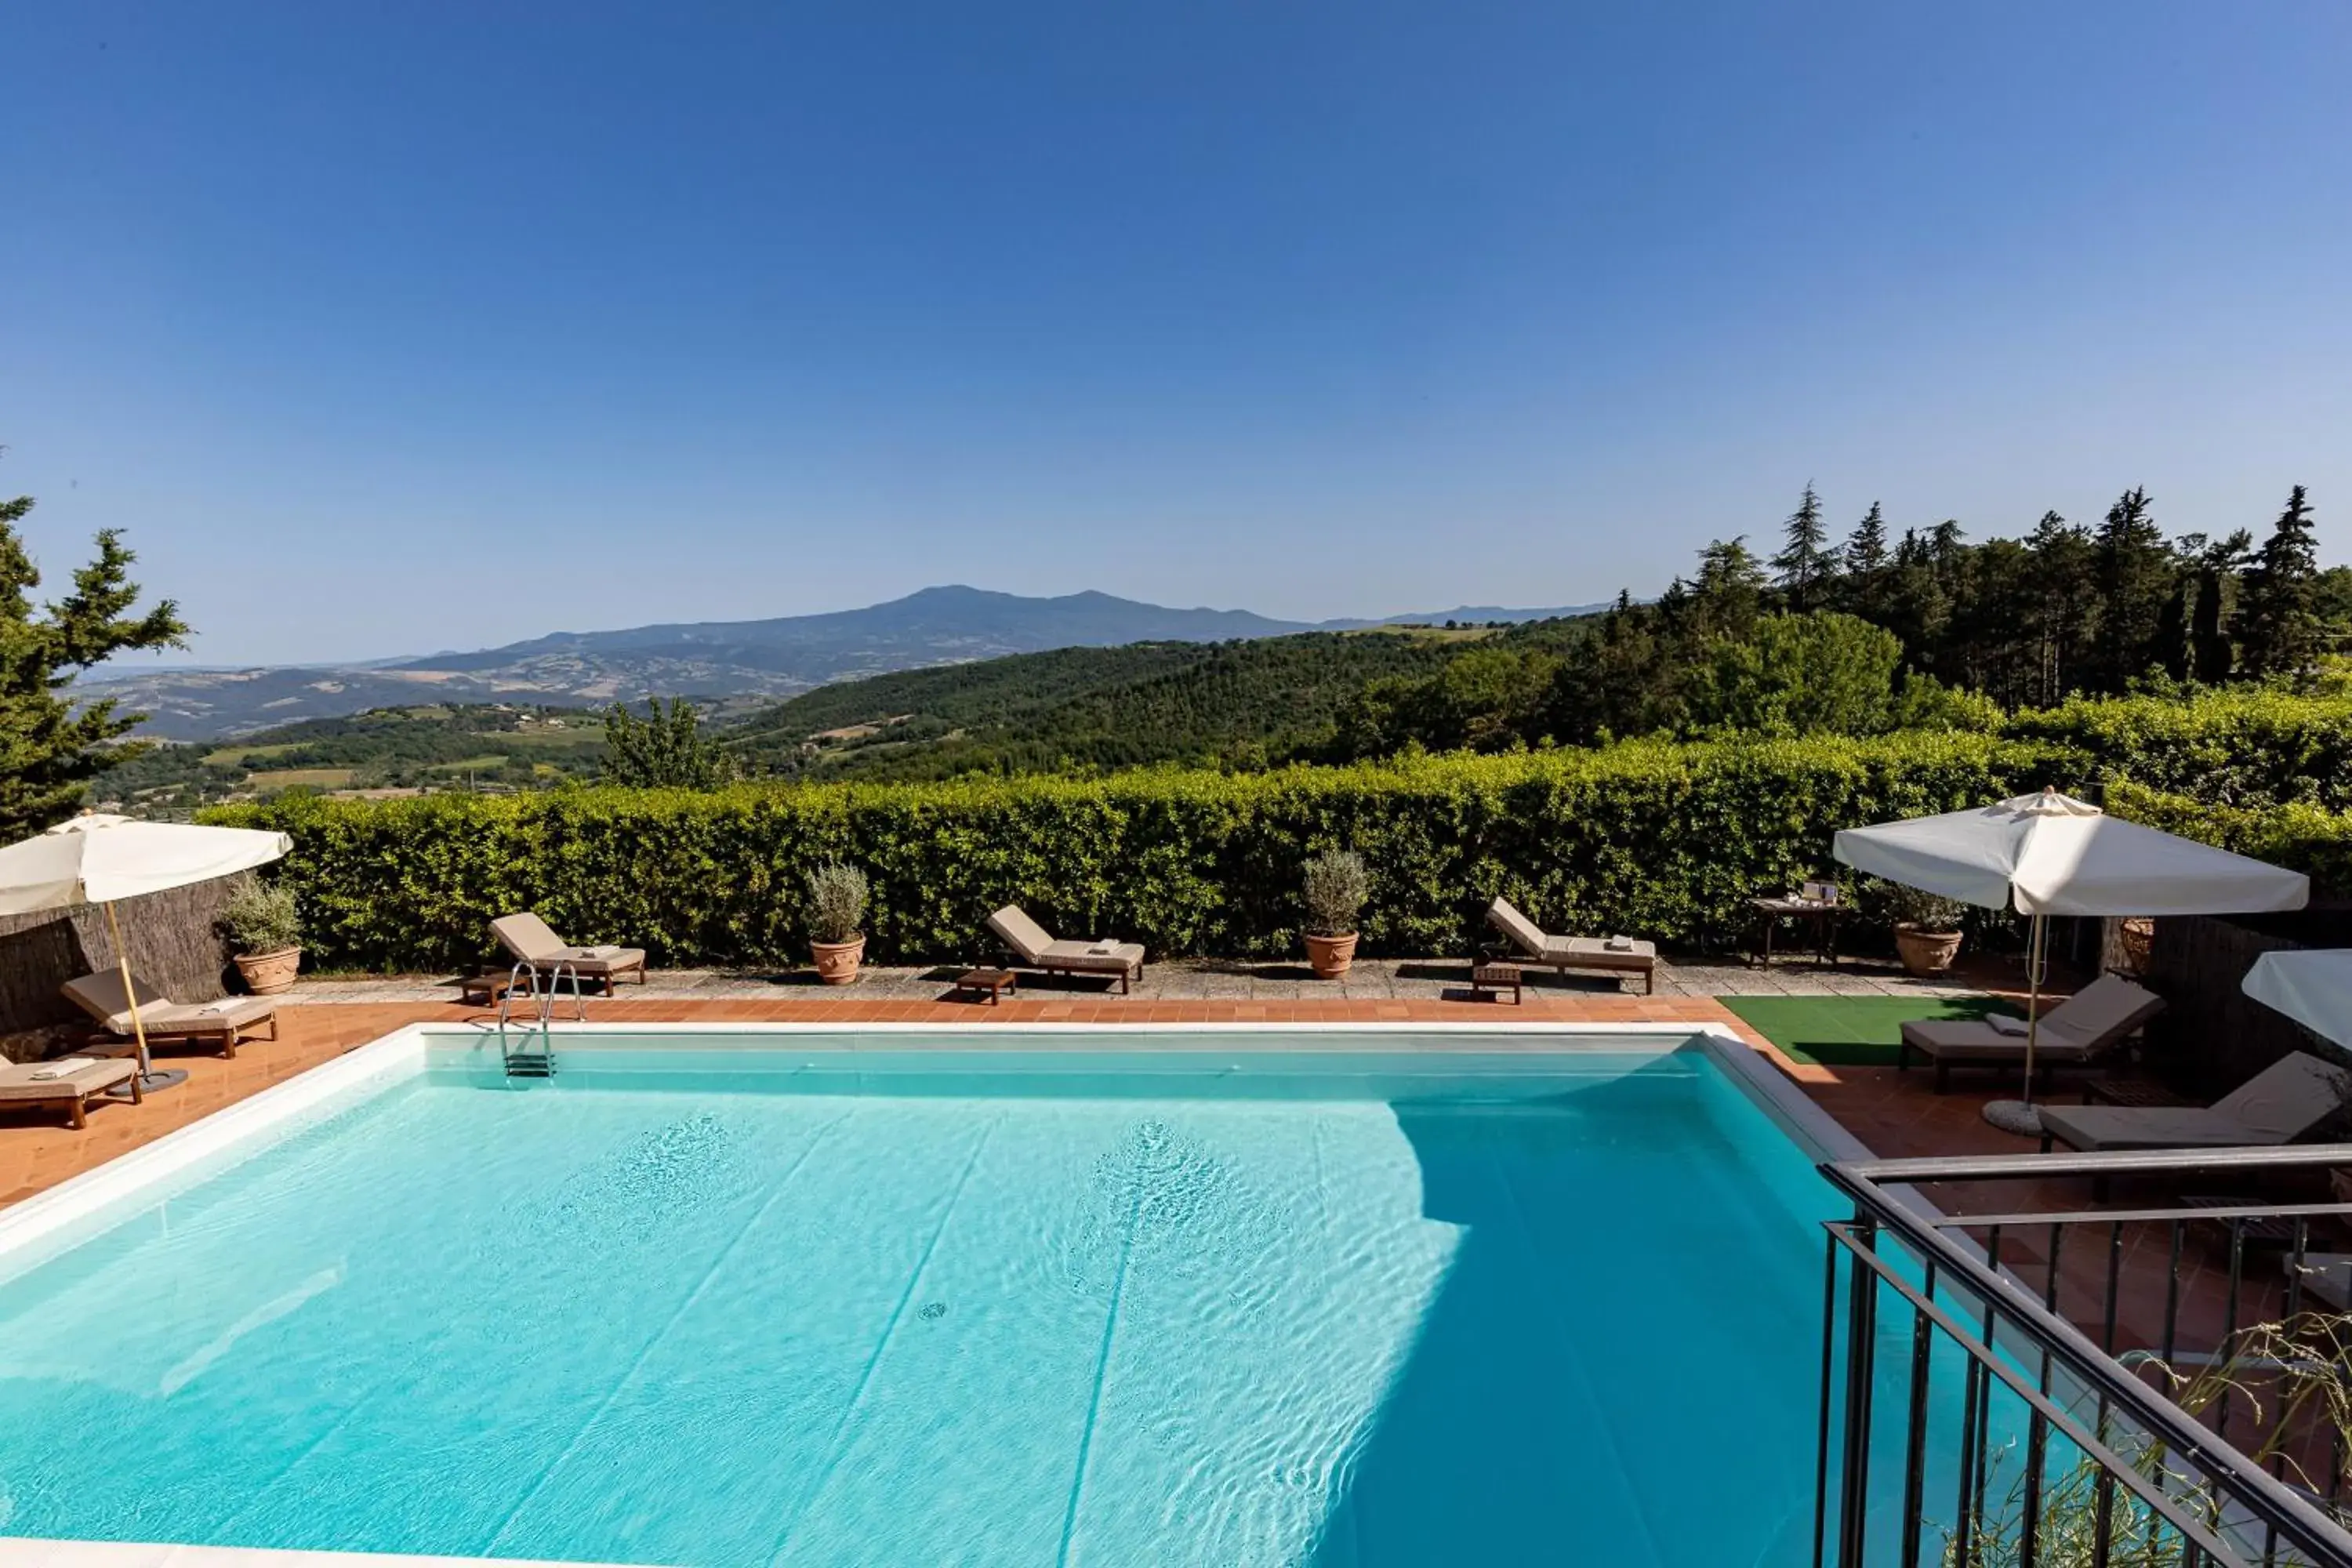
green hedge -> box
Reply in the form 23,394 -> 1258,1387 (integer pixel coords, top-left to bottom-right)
208,732 -> 2049,972
2002,690 -> 2352,810
2106,781 -> 2352,895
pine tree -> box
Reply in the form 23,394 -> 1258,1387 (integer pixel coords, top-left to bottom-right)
1843,503 -> 1889,576
1690,536 -> 1768,638
2089,487 -> 2173,691
2239,485 -> 2323,682
1771,483 -> 1834,610
1929,518 -> 1966,571
0,470 -> 189,839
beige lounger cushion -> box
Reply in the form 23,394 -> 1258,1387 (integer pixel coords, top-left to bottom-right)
987,906 -> 1056,967
139,996 -> 278,1036
492,913 -> 568,963
491,913 -> 644,975
2038,1051 -> 2350,1152
62,972 -> 275,1038
1544,935 -> 1655,967
0,1058 -> 138,1101
1900,1022 -> 2106,1064
546,949 -> 644,976
1486,898 -> 1550,960
1900,975 -> 2163,1064
988,906 -> 1139,972
1041,938 -> 1145,974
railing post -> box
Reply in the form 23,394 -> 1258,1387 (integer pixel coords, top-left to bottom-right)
1838,1216 -> 1879,1568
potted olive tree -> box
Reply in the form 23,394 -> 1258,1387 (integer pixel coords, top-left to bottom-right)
1301,849 -> 1369,979
222,880 -> 304,995
1889,884 -> 1966,975
806,862 -> 870,985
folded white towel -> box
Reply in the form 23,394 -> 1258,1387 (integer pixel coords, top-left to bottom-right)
31,1056 -> 100,1081
580,945 -> 625,960
1986,1014 -> 2030,1036
1089,942 -> 1118,956
1604,935 -> 1632,951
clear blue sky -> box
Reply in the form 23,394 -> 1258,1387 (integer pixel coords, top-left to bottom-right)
5,2 -> 2348,666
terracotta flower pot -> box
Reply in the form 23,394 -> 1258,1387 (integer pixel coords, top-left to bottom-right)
811,935 -> 866,985
1893,924 -> 1962,977
234,946 -> 303,996
1304,931 -> 1359,979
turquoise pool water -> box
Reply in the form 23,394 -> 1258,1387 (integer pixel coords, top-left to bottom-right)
0,1041 -> 1838,1566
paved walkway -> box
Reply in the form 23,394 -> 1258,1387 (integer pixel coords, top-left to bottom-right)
286,950 -> 2009,1005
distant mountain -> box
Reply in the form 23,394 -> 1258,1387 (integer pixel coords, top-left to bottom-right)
1346,604 -> 1611,628
75,585 -> 1603,740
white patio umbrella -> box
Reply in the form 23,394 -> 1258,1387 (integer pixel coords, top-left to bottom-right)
2243,949 -> 2352,1048
0,814 -> 292,1090
1834,788 -> 2309,1133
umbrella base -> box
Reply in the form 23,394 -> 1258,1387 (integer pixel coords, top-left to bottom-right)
104,1068 -> 189,1099
1982,1098 -> 2045,1138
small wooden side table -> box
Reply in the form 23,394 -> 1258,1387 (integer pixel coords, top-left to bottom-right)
1749,897 -> 1846,967
1470,963 -> 1523,1004
459,968 -> 519,1006
954,967 -> 1018,1005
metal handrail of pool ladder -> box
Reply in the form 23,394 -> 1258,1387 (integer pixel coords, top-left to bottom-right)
495,960 -> 583,1079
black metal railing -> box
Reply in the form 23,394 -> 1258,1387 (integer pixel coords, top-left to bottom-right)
1816,1145 -> 2352,1568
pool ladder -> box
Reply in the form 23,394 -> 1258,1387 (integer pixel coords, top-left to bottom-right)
496,960 -> 585,1079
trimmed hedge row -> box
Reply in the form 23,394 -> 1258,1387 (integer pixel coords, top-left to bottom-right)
2105,781 -> 2352,895
2002,690 -> 2352,810
209,732 -> 2050,972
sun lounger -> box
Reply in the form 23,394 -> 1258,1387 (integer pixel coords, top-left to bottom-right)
489,913 -> 648,994
0,1054 -> 142,1130
2037,1051 -> 2350,1154
62,971 -> 280,1059
985,905 -> 1145,993
1897,974 -> 2165,1093
1484,898 -> 1657,994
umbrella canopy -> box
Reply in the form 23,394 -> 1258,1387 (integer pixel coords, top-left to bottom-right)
1832,789 -> 2310,917
2243,949 -> 2352,1049
0,814 -> 293,1089
0,815 -> 292,916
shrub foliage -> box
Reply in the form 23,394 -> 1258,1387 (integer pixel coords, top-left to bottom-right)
211,732 -> 2049,971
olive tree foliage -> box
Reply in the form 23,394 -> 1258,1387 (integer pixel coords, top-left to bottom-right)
601,696 -> 732,789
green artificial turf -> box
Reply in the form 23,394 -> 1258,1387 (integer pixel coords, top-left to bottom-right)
1717,993 -> 2013,1066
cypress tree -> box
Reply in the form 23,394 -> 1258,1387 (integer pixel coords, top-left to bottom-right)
2189,530 -> 2252,684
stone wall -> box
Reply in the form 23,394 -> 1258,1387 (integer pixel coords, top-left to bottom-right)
0,872 -> 252,1062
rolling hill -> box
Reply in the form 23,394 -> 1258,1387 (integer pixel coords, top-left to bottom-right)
720,628 -> 1485,780
74,586 -> 1609,740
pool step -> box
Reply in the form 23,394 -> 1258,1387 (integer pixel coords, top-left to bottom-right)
504,1051 -> 556,1080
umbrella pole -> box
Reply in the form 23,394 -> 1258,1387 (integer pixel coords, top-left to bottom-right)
103,900 -> 152,1080
2020,913 -> 2046,1106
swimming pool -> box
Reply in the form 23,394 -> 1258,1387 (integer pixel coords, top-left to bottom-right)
0,1025 -> 1858,1566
